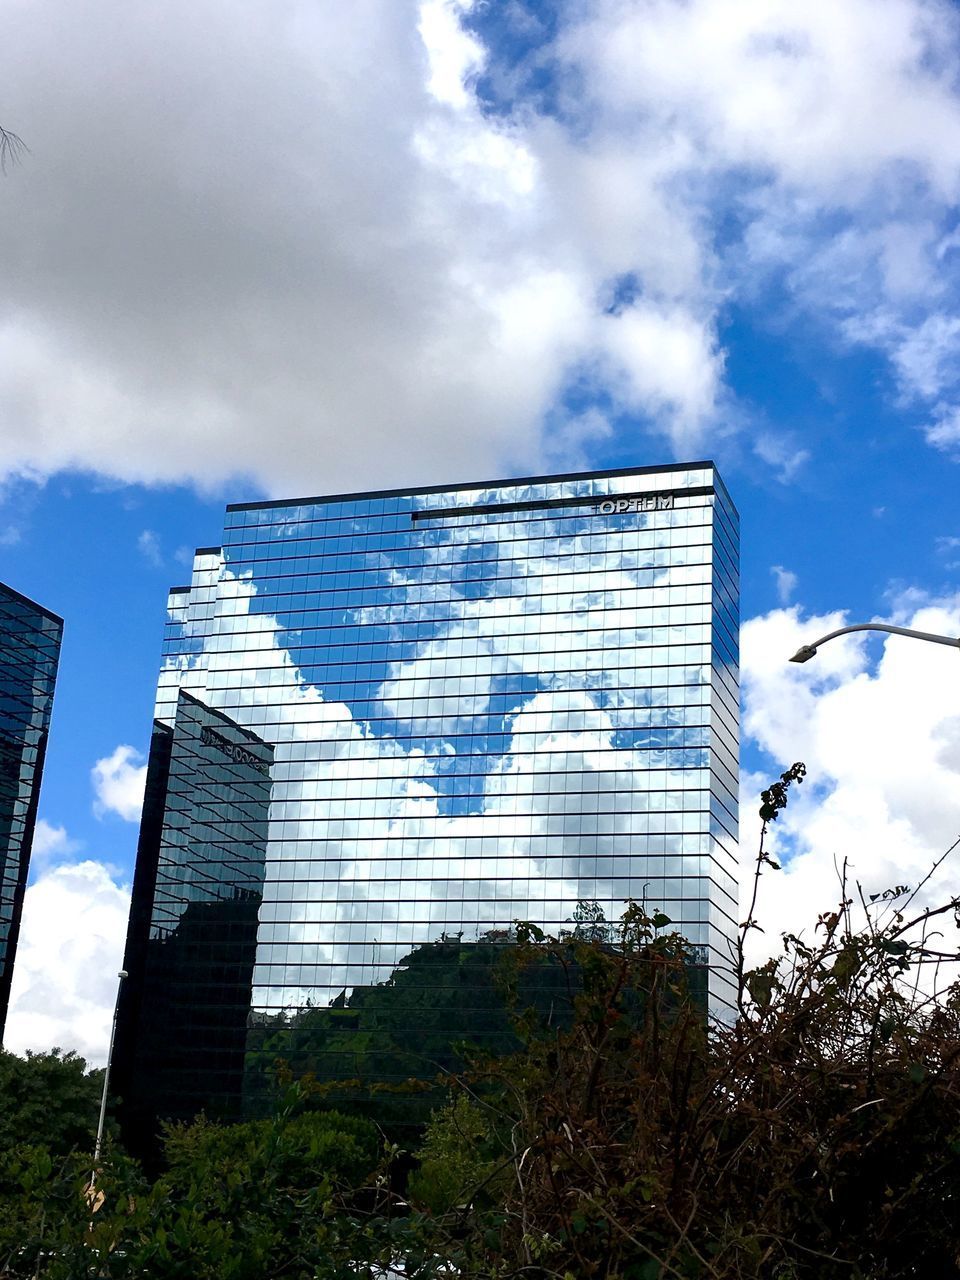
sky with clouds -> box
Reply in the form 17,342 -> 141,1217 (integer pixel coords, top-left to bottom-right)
3,0 -> 960,1060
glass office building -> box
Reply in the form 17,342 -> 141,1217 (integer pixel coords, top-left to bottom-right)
113,690 -> 273,1150
119,462 -> 738,1129
0,583 -> 62,1042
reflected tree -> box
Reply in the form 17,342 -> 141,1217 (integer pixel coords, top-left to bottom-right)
245,907 -> 705,1137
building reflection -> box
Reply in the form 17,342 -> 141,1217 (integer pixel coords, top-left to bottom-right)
244,909 -> 707,1133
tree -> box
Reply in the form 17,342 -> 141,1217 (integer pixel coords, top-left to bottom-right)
0,1085 -> 386,1280
0,1048 -> 104,1155
392,763 -> 960,1277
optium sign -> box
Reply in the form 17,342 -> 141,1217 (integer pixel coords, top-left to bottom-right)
594,493 -> 674,515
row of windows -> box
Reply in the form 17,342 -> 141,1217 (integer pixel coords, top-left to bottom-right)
207,616 -> 721,653
203,697 -> 722,728
182,704 -> 720,740
253,820 -> 744,851
229,513 -> 728,549
222,539 -> 726,576
162,838 -> 737,869
264,773 -> 722,800
224,477 -> 718,525
221,550 -> 735,591
184,647 -> 716,680
191,657 -> 721,688
210,588 -> 722,623
227,512 -> 725,555
152,734 -> 721,782
226,522 -> 726,561
231,491 -> 720,526
266,767 -> 724,796
249,875 -> 735,909
254,836 -> 732,865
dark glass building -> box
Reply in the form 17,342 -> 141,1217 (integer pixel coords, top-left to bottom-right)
119,463 -> 738,1132
113,690 -> 273,1152
0,582 -> 62,1042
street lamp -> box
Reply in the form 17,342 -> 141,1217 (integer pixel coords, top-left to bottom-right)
789,622 -> 960,665
93,969 -> 127,1168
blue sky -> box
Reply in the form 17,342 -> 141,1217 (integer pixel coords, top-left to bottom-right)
2,0 -> 960,1058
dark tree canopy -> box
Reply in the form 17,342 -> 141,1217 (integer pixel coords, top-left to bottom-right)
0,1048 -> 103,1156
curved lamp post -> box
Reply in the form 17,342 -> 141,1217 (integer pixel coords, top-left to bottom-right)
790,622 -> 960,665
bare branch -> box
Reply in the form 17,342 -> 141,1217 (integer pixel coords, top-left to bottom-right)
0,126 -> 28,173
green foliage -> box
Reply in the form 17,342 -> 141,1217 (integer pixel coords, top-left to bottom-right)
0,1048 -> 104,1155
161,1096 -> 378,1196
0,1088 -> 384,1279
0,1142 -> 149,1279
407,1094 -> 507,1213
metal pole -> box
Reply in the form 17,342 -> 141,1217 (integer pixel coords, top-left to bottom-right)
790,622 -> 960,664
92,969 -> 127,1173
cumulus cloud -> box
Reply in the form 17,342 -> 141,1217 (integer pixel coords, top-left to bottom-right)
0,0 -> 958,494
740,597 -> 960,967
29,818 -> 81,869
4,861 -> 130,1065
91,745 -> 147,822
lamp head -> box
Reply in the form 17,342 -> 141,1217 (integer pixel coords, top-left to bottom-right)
789,645 -> 818,664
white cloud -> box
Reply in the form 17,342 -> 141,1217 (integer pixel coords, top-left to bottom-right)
4,861 -> 130,1065
563,0 -> 960,194
740,597 -> 960,968
137,529 -> 163,567
91,745 -> 147,823
926,403 -> 960,454
0,1 -> 958,492
418,0 -> 486,110
770,565 -> 798,605
752,434 -> 811,484
891,313 -> 960,401
29,818 -> 81,869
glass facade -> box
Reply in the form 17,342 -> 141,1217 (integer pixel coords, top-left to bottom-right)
0,582 -> 62,1042
114,691 -> 273,1152
119,462 -> 738,1132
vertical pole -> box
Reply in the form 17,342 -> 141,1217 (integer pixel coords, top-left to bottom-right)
92,969 -> 127,1180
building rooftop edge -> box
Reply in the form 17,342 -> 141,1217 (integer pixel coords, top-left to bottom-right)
225,459 -> 726,515
0,580 -> 64,627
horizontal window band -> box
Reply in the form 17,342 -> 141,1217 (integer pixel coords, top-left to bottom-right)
410,486 -> 715,522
